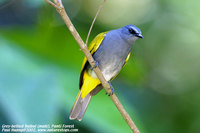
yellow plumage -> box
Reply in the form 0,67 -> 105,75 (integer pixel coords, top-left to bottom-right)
69,24 -> 143,121
70,31 -> 131,121
69,32 -> 107,121
80,31 -> 131,98
80,32 -> 107,98
81,32 -> 107,70
81,71 -> 101,98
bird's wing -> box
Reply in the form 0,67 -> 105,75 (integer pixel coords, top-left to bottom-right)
79,32 -> 107,89
123,52 -> 131,67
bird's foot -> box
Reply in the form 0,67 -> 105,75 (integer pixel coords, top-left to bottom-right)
106,81 -> 114,96
90,60 -> 98,70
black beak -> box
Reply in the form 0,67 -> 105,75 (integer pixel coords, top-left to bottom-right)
136,33 -> 144,39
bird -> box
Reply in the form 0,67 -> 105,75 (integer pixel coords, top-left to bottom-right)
69,24 -> 143,121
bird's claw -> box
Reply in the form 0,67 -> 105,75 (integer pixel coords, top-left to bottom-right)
106,81 -> 114,96
90,61 -> 98,70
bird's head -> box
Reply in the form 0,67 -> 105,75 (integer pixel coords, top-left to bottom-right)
120,24 -> 143,44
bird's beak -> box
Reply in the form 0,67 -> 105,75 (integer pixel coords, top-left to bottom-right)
136,34 -> 144,39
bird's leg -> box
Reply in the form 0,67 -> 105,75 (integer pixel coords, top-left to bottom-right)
90,60 -> 99,70
106,81 -> 114,96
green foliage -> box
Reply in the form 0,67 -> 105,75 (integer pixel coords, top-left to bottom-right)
0,0 -> 200,133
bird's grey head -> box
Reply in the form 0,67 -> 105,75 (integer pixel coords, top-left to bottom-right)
120,24 -> 143,44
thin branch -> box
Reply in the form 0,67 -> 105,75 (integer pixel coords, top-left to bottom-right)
45,0 -> 140,133
45,0 -> 62,10
85,0 -> 106,46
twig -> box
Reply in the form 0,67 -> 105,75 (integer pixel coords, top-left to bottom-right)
85,0 -> 106,46
45,0 -> 62,10
45,0 -> 140,133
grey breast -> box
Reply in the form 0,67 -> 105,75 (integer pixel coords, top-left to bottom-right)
93,29 -> 132,81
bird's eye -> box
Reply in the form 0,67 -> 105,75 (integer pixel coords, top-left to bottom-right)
129,28 -> 136,34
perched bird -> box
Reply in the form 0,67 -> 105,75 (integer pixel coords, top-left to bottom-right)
69,24 -> 143,121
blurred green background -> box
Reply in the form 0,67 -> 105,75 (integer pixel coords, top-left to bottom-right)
0,0 -> 200,133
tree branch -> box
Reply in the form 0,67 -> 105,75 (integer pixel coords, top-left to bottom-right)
45,0 -> 140,133
85,0 -> 106,46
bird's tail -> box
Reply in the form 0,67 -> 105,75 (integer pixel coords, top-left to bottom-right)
69,90 -> 92,121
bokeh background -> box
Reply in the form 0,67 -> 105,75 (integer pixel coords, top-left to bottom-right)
0,0 -> 200,133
